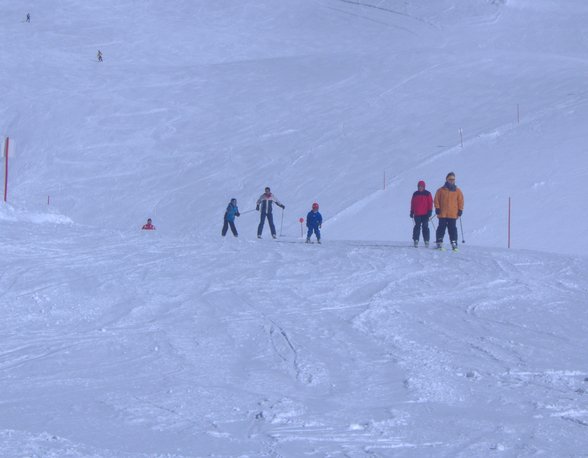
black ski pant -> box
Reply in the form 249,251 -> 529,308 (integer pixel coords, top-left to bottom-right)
257,211 -> 276,237
412,215 -> 430,242
436,217 -> 458,244
222,218 -> 238,237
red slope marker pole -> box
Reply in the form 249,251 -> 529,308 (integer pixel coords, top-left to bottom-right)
3,137 -> 9,202
299,217 -> 304,238
508,197 -> 511,249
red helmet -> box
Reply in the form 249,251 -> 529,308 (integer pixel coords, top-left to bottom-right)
312,202 -> 319,210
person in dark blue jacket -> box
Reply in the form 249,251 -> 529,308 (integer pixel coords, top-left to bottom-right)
306,202 -> 322,243
222,198 -> 240,237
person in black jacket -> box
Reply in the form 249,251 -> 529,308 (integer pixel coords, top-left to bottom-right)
255,187 -> 285,239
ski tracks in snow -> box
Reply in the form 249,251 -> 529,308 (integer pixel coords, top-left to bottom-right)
1,226 -> 588,455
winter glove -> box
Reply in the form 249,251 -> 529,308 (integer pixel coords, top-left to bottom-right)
435,208 -> 440,215
236,212 -> 240,217
409,212 -> 414,219
457,209 -> 463,217
280,204 -> 285,209
256,205 -> 260,211
427,210 -> 432,218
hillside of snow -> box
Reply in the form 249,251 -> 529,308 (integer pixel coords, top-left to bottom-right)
2,0 -> 588,253
1,0 -> 588,456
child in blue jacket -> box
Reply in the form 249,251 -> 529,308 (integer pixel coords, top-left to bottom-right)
222,198 -> 240,237
306,202 -> 322,243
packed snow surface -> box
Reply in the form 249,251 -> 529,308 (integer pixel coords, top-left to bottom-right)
1,0 -> 588,456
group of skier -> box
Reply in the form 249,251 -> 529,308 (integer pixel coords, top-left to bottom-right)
220,186 -> 323,243
410,172 -> 464,250
144,172 -> 463,249
217,172 -> 462,249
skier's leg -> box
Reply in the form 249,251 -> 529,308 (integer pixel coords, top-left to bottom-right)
229,221 -> 238,237
448,218 -> 458,245
222,218 -> 229,236
267,213 -> 276,236
421,216 -> 430,242
436,218 -> 448,243
306,227 -> 312,241
315,226 -> 321,241
257,213 -> 266,237
412,218 -> 420,242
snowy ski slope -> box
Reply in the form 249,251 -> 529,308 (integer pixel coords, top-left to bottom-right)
1,0 -> 588,456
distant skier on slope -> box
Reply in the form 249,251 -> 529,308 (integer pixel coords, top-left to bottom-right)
410,180 -> 433,247
142,218 -> 156,230
256,186 -> 285,239
222,198 -> 240,237
97,50 -> 103,62
26,13 -> 30,23
434,172 -> 464,251
306,202 -> 322,244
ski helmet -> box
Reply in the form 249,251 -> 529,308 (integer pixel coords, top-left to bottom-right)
312,202 -> 319,210
418,180 -> 425,188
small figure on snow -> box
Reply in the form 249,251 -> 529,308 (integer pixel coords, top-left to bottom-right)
256,186 -> 285,239
410,180 -> 433,247
97,50 -> 103,62
306,202 -> 322,244
222,198 -> 240,237
434,172 -> 464,251
142,218 -> 156,230
26,13 -> 31,23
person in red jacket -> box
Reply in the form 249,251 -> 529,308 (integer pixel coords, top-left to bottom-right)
142,218 -> 156,230
410,180 -> 433,247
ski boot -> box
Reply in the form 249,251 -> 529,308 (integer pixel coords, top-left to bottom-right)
317,239 -> 321,244
436,242 -> 443,250
305,238 -> 311,244
424,241 -> 429,248
257,235 -> 262,239
413,240 -> 418,248
451,241 -> 458,252
272,234 -> 277,239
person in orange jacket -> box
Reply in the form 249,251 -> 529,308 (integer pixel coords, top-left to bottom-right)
142,218 -> 156,230
434,172 -> 464,250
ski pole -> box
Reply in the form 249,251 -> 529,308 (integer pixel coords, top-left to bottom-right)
240,209 -> 257,215
459,217 -> 465,243
430,214 -> 436,231
279,208 -> 284,236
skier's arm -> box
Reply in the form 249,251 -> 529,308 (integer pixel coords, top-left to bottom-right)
434,190 -> 441,214
273,196 -> 285,209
